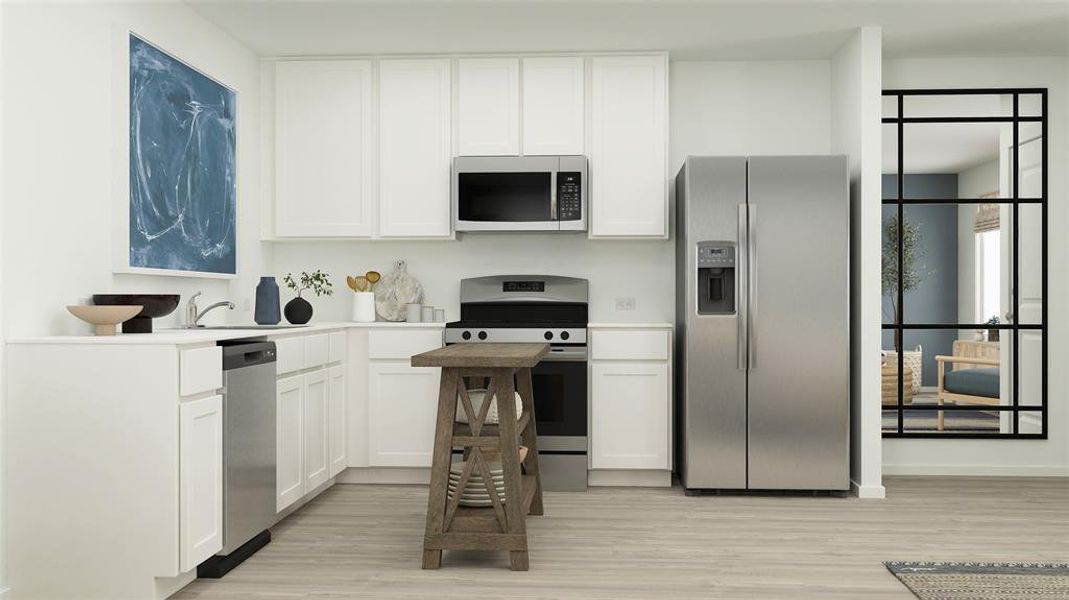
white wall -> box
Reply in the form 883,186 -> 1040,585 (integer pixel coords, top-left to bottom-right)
831,27 -> 885,498
1,2 -> 267,338
271,58 -> 836,323
670,60 -> 832,170
882,56 -> 1069,476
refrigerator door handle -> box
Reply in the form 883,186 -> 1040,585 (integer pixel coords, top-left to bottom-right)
748,203 -> 757,370
737,204 -> 748,371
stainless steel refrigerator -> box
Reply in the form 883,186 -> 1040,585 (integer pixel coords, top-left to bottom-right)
675,156 -> 849,492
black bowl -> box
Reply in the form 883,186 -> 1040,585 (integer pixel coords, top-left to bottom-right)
92,294 -> 180,333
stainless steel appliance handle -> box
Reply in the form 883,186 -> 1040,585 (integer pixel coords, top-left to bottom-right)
550,171 -> 558,221
737,204 -> 747,371
541,346 -> 588,362
748,204 -> 757,370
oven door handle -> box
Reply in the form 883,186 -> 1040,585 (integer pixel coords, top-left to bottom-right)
540,347 -> 588,362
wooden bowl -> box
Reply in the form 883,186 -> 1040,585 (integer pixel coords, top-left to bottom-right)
67,305 -> 143,336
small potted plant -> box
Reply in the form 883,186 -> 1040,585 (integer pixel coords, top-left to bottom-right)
283,270 -> 333,325
986,315 -> 1000,342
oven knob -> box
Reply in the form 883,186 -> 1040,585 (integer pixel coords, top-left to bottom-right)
560,331 -> 570,341
461,330 -> 471,340
544,331 -> 553,340
478,331 -> 488,340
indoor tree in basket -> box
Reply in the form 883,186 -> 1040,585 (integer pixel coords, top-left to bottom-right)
881,214 -> 929,352
283,270 -> 333,325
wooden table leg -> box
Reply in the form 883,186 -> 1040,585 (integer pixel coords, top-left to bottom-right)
422,368 -> 459,569
493,368 -> 529,571
516,367 -> 543,516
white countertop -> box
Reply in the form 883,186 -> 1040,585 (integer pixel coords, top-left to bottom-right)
8,320 -> 445,346
587,322 -> 673,329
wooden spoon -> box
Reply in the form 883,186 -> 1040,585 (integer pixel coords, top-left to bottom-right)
365,271 -> 381,285
352,275 -> 370,292
346,275 -> 359,293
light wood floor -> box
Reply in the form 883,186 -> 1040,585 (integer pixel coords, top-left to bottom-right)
175,477 -> 1069,599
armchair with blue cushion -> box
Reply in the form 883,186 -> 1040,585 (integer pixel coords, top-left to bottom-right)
935,340 -> 1001,431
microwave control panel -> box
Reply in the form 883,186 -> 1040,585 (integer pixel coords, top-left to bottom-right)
557,172 -> 582,221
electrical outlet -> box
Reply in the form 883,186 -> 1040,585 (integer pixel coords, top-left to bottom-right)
615,297 -> 636,311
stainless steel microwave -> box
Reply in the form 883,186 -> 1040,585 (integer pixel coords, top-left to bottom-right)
452,155 -> 587,232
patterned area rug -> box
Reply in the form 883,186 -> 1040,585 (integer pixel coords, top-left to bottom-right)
885,562 -> 1069,599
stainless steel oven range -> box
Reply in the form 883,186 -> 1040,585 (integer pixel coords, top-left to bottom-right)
445,275 -> 588,491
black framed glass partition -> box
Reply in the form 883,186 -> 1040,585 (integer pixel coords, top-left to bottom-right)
881,88 -> 1047,438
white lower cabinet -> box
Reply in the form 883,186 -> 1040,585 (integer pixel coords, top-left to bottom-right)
276,375 -> 304,512
275,331 -> 349,512
179,394 -> 223,572
591,362 -> 670,470
303,369 -> 330,491
328,365 -> 348,477
367,362 -> 441,467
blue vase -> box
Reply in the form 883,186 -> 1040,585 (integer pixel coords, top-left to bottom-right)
254,276 -> 281,325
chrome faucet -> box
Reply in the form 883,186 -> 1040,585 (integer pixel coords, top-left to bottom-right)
185,291 -> 235,328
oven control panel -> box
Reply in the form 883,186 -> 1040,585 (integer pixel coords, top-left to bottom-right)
445,328 -> 588,345
556,172 -> 582,221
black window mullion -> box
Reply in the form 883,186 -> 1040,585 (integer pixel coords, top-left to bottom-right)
1041,89 -> 1049,437
1012,93 -> 1020,435
896,92 -> 905,435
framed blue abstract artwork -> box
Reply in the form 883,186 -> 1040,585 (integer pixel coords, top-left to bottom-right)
128,34 -> 236,276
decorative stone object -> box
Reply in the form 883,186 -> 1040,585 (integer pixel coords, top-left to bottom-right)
375,260 -> 424,321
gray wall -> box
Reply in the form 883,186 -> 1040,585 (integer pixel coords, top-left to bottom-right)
882,174 -> 959,387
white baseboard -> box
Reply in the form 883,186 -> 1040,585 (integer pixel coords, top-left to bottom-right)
850,479 -> 886,499
588,469 -> 671,487
338,468 -> 675,488
337,467 -> 430,485
883,464 -> 1069,477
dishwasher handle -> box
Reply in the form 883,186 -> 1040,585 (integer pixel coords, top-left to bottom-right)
221,341 -> 277,370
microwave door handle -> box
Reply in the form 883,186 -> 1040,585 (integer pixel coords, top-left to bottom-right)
550,171 -> 558,221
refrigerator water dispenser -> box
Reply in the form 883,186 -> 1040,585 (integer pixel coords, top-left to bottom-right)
696,242 -> 735,315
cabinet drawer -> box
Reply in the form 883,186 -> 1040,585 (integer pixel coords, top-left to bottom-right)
368,329 -> 443,360
328,331 -> 347,364
180,346 -> 222,396
275,336 -> 306,375
305,334 -> 330,369
591,329 -> 670,361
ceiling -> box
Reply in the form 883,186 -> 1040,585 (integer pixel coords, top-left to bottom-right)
186,0 -> 1069,60
882,121 -> 1001,174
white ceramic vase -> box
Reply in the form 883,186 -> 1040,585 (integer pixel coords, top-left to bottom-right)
351,292 -> 376,322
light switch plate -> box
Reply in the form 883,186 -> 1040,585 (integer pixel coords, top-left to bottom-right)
615,297 -> 636,311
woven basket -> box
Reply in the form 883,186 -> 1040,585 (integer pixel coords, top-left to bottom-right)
882,346 -> 923,394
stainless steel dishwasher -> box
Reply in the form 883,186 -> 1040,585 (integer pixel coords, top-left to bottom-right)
198,340 -> 277,578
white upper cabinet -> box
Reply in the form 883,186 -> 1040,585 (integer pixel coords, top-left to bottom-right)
457,58 -> 520,156
522,57 -> 584,156
275,60 -> 374,237
589,55 -> 668,238
378,59 -> 453,237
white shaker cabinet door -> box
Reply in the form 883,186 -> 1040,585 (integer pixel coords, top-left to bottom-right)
589,55 -> 668,238
591,362 -> 670,470
328,365 -> 348,477
303,369 -> 330,492
457,58 -> 520,156
179,394 -> 223,572
276,375 -> 304,512
522,57 -> 584,156
367,362 -> 441,467
378,59 -> 453,237
275,60 -> 374,237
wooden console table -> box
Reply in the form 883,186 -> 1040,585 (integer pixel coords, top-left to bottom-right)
411,343 -> 548,571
